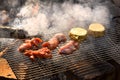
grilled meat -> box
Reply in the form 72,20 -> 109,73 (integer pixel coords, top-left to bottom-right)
42,33 -> 66,50
26,38 -> 42,47
53,33 -> 67,42
18,43 -> 32,52
59,40 -> 79,54
24,47 -> 52,60
42,38 -> 59,50
18,38 -> 42,52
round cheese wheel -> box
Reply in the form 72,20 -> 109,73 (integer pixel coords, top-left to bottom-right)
88,23 -> 105,37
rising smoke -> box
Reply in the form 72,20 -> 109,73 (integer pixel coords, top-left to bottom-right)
12,0 -> 113,38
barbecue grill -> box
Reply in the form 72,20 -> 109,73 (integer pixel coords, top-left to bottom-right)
0,24 -> 120,80
0,0 -> 120,80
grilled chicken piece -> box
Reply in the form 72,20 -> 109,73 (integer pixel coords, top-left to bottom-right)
42,38 -> 59,50
53,33 -> 67,42
18,43 -> 32,52
18,38 -> 42,52
24,47 -> 52,60
59,40 -> 79,54
42,33 -> 66,50
25,38 -> 42,46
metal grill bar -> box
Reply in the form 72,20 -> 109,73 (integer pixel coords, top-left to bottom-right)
0,25 -> 120,79
71,62 -> 114,78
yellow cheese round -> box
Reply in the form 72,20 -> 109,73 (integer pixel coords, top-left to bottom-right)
69,27 -> 87,42
88,23 -> 105,37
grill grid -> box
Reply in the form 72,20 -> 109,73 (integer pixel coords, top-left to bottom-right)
0,25 -> 120,79
70,61 -> 114,79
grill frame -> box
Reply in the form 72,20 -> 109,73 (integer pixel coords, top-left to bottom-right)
0,24 -> 120,79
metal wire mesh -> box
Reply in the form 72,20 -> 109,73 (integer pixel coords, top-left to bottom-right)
69,61 -> 115,80
0,25 -> 119,79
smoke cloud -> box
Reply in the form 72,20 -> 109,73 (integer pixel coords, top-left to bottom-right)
12,0 -> 113,39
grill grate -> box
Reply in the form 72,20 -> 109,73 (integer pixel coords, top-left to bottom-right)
68,61 -> 115,80
0,25 -> 120,79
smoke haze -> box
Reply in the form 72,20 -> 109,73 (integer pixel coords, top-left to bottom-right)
12,0 -> 113,38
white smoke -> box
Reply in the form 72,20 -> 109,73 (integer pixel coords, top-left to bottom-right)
12,0 -> 113,37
